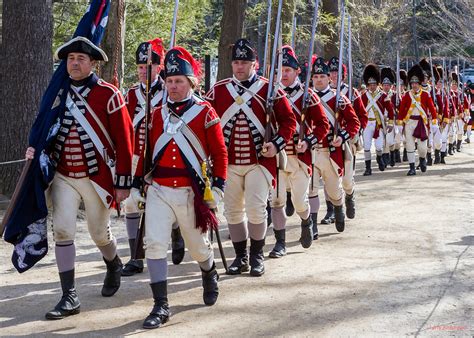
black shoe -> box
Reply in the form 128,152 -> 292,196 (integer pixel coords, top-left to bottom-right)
407,163 -> 416,176
402,148 -> 408,161
389,151 -> 396,167
171,227 -> 185,265
456,140 -> 462,152
382,153 -> 390,168
448,143 -> 454,155
122,259 -> 144,276
285,191 -> 295,217
102,255 -> 123,297
201,263 -> 219,306
363,160 -> 372,176
227,240 -> 249,275
143,281 -> 170,329
45,269 -> 81,320
466,137 -> 471,144
440,151 -> 447,164
269,229 -> 286,258
434,150 -> 441,164
321,201 -> 335,224
311,213 -> 319,240
249,239 -> 265,277
427,152 -> 433,166
419,157 -> 427,172
345,192 -> 355,219
334,205 -> 345,232
395,149 -> 401,163
300,216 -> 313,249
376,155 -> 385,171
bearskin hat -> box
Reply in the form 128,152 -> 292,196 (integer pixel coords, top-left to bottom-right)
381,67 -> 395,85
363,64 -> 381,85
436,66 -> 443,80
431,66 -> 440,83
408,64 -> 425,84
451,72 -> 459,84
419,58 -> 431,75
399,69 -> 408,87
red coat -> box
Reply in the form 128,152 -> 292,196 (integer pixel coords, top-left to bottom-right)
206,75 -> 296,185
360,89 -> 395,121
285,86 -> 330,174
397,90 -> 438,125
341,84 -> 368,130
435,90 -> 450,122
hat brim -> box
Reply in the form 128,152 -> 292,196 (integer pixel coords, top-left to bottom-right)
55,36 -> 108,61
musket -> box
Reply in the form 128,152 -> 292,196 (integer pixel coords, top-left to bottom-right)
133,0 -> 179,260
395,50 -> 400,122
262,0 -> 272,78
291,15 -> 297,50
347,14 -> 353,103
429,49 -> 437,108
333,0 -> 346,139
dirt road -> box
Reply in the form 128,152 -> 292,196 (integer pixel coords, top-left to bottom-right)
1,145 -> 473,337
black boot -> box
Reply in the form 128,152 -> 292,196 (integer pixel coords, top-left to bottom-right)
456,140 -> 462,152
434,150 -> 441,164
466,137 -> 471,144
201,262 -> 219,305
285,191 -> 295,217
440,151 -> 447,164
363,160 -> 372,176
300,216 -> 314,249
171,227 -> 185,265
402,148 -> 408,161
311,213 -> 319,240
143,281 -> 170,329
419,157 -> 427,172
321,201 -> 335,224
122,239 -> 144,276
227,240 -> 249,275
266,201 -> 272,226
389,151 -> 396,167
334,205 -> 345,233
407,163 -> 416,176
395,149 -> 401,163
382,153 -> 390,168
249,239 -> 265,277
448,143 -> 454,155
376,155 -> 385,171
45,269 -> 80,320
102,255 -> 123,297
427,152 -> 433,166
345,192 -> 355,219
269,229 -> 286,258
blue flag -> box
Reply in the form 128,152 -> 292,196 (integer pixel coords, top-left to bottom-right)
3,0 -> 111,273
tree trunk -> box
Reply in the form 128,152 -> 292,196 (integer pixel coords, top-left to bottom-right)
321,0 -> 338,59
99,0 -> 125,89
0,0 -> 53,196
217,0 -> 247,81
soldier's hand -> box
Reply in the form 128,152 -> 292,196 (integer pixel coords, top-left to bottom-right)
261,142 -> 277,157
25,147 -> 35,160
331,136 -> 343,147
115,188 -> 130,205
296,140 -> 308,153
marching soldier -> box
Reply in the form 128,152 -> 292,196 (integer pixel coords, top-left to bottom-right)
328,56 -> 367,220
450,73 -> 469,152
431,66 -> 449,164
206,38 -> 296,276
309,57 -> 360,232
132,46 -> 228,329
467,82 -> 474,143
397,64 -> 438,176
394,69 -> 408,163
25,37 -> 134,319
380,67 -> 397,167
122,39 -> 186,276
268,46 -> 330,257
360,64 -> 395,175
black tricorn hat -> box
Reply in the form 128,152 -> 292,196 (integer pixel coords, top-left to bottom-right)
363,64 -> 380,85
381,67 -> 395,85
55,36 -> 108,61
420,59 -> 432,77
431,66 -> 440,83
399,69 -> 408,87
408,64 -> 425,83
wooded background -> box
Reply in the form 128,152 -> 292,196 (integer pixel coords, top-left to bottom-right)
0,0 -> 473,196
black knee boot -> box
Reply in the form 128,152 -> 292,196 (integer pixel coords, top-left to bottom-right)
321,201 -> 335,224
122,239 -> 144,276
249,239 -> 265,277
456,139 -> 462,152
311,213 -> 319,240
269,229 -> 286,258
434,149 -> 441,164
440,151 -> 447,164
300,216 -> 314,249
376,155 -> 385,171
143,281 -> 170,329
419,157 -> 427,172
448,143 -> 454,155
102,255 -> 123,297
201,262 -> 219,306
171,227 -> 185,265
45,269 -> 80,320
389,151 -> 396,167
334,205 -> 345,232
345,191 -> 355,219
363,160 -> 372,176
285,191 -> 295,216
402,148 -> 408,161
395,149 -> 402,163
407,163 -> 416,176
227,240 -> 249,275
427,152 -> 433,166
